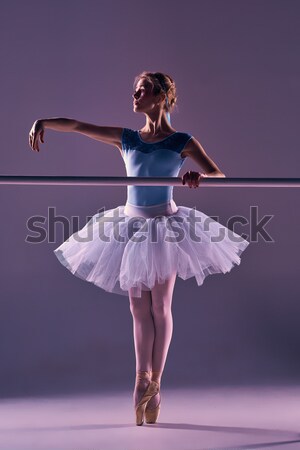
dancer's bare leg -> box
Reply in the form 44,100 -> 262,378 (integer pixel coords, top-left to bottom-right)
129,288 -> 154,406
148,271 -> 177,408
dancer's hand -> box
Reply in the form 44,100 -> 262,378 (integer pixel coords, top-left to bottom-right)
29,119 -> 45,152
182,171 -> 208,188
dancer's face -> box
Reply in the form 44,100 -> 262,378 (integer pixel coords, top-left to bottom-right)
132,79 -> 164,115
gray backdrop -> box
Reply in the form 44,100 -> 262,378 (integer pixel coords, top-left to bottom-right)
0,0 -> 299,398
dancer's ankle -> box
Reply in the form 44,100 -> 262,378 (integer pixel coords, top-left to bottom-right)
135,370 -> 151,383
151,370 -> 162,385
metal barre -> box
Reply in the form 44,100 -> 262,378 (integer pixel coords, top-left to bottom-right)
0,175 -> 299,187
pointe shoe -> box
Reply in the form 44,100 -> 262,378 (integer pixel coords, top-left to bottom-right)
134,372 -> 159,426
135,381 -> 159,426
145,389 -> 161,424
145,371 -> 161,424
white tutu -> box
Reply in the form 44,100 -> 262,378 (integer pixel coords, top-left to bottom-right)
53,200 -> 250,298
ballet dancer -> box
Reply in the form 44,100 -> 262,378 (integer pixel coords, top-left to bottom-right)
29,71 -> 249,426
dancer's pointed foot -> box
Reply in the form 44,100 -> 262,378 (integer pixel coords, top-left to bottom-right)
134,370 -> 159,426
145,370 -> 162,424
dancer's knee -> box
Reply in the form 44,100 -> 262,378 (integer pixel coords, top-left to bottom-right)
151,297 -> 172,319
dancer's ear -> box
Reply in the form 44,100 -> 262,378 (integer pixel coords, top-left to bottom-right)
155,91 -> 166,107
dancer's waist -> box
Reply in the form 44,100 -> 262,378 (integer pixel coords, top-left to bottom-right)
124,199 -> 178,218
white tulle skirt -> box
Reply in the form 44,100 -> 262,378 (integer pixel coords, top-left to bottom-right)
53,199 -> 250,298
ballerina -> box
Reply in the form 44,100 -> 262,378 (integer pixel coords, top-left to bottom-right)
29,71 -> 249,426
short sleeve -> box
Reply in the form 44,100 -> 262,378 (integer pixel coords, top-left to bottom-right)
179,133 -> 193,160
121,128 -> 135,156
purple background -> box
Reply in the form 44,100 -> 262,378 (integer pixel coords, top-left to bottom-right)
1,0 -> 299,398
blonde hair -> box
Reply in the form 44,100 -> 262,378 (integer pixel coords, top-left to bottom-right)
133,71 -> 178,114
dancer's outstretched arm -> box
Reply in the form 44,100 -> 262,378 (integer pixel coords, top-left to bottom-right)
28,118 -> 123,153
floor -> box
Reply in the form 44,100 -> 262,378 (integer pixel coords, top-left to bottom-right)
0,385 -> 299,450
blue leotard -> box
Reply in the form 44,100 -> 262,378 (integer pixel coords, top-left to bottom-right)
121,128 -> 193,206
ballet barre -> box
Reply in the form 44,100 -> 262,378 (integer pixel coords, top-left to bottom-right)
0,176 -> 299,187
